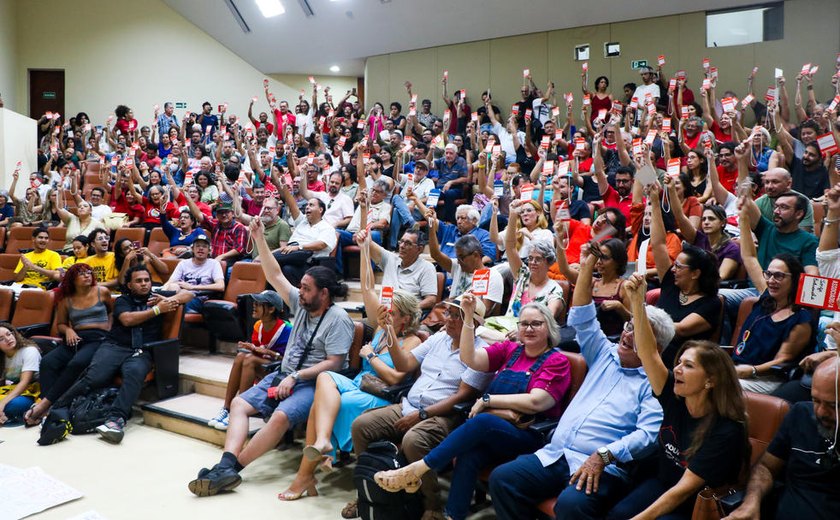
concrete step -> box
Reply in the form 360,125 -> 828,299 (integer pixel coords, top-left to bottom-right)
142,393 -> 264,447
179,351 -> 234,398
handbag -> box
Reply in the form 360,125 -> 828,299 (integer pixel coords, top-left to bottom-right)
691,486 -> 738,520
420,302 -> 447,330
359,374 -> 391,400
101,213 -> 128,231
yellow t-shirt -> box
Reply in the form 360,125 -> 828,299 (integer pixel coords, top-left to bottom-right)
80,253 -> 119,284
62,256 -> 81,269
14,250 -> 62,288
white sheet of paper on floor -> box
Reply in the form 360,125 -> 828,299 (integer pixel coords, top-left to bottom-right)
0,466 -> 83,519
65,511 -> 109,520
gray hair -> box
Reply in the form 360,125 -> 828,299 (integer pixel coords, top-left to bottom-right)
521,239 -> 556,265
374,178 -> 393,195
456,204 -> 480,224
454,234 -> 482,256
520,302 -> 560,348
645,305 -> 676,349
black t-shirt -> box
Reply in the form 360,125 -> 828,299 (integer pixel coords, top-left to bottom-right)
655,372 -> 746,491
768,402 -> 840,520
790,156 -> 829,200
658,269 -> 721,367
110,292 -> 169,347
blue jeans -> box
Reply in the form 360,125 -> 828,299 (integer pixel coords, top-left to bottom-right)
389,195 -> 420,248
606,477 -> 692,520
423,413 -> 544,520
441,187 -> 464,223
489,453 -> 625,520
2,395 -> 35,424
335,229 -> 382,274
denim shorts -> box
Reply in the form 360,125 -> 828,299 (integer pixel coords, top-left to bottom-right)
239,371 -> 316,426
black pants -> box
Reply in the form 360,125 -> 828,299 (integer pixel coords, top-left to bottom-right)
40,329 -> 108,403
272,249 -> 313,287
55,341 -> 152,421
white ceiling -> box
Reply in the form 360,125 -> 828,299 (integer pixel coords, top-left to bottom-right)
163,0 -> 761,77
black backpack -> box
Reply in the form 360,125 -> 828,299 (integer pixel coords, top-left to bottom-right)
37,407 -> 73,446
353,441 -> 423,520
70,387 -> 120,434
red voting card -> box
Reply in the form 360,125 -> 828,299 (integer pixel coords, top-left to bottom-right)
817,133 -> 838,155
471,269 -> 490,296
380,286 -> 394,311
796,274 -> 840,311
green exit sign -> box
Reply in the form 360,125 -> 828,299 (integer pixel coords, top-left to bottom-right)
631,60 -> 648,70
42,91 -> 56,100
175,102 -> 187,109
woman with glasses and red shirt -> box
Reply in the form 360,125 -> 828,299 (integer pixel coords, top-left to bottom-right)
733,204 -> 813,394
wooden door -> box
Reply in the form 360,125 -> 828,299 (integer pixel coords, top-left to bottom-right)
29,70 -> 65,120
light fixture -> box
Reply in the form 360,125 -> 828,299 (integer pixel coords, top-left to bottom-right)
330,65 -> 340,73
256,0 -> 285,18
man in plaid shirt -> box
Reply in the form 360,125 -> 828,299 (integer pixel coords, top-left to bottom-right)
186,199 -> 249,264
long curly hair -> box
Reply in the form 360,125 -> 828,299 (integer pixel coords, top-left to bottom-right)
57,263 -> 96,301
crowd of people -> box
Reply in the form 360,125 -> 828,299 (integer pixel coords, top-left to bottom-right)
2,56 -> 840,519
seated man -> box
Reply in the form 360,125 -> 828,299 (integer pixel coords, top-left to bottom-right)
433,143 -> 469,223
299,169 -> 355,230
723,357 -> 840,520
363,227 -> 438,312
350,297 -> 492,517
184,196 -> 249,267
189,219 -> 353,497
429,218 -> 503,317
80,228 -> 119,289
489,252 -> 668,520
52,265 -> 193,443
161,234 -> 225,314
433,204 -> 496,265
389,159 -> 436,248
13,227 -> 61,288
336,178 -> 392,274
232,193 -> 290,261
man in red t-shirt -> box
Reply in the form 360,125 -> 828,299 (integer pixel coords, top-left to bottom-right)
272,101 -> 296,140
715,142 -> 738,193
598,166 -> 635,222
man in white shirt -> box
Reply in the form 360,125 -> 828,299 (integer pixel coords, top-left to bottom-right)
86,186 -> 112,221
299,171 -> 354,229
631,66 -> 661,108
274,183 -> 337,286
335,178 -> 392,275
363,228 -> 438,311
161,234 -> 225,314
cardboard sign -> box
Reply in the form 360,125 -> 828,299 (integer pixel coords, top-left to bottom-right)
551,106 -> 560,118
765,87 -> 777,102
644,129 -> 657,145
540,135 -> 551,150
629,97 -> 639,109
702,78 -> 711,91
721,97 -> 737,113
668,78 -> 677,92
471,111 -> 479,122
557,161 -> 570,176
494,180 -> 504,198
662,118 -> 671,133
542,160 -> 554,176
817,133 -> 839,155
702,58 -> 710,70
796,274 -> 840,311
519,183 -> 534,201
426,188 -> 441,207
741,94 -> 755,109
658,55 -> 666,66
525,109 -> 533,119
471,269 -> 491,296
511,105 -> 520,116
583,94 -> 591,106
380,286 -> 394,310
667,158 -> 681,178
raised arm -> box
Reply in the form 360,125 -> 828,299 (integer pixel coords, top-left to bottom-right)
648,182 -> 673,280
426,214 -> 452,272
738,201 -> 766,294
626,274 -> 669,394
248,218 -> 293,303
663,175 -> 696,243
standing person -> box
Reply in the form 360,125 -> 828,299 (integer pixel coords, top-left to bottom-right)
160,234 -> 225,315
13,227 -> 61,289
583,75 -> 613,123
188,219 -> 353,497
0,324 -> 41,426
156,102 -> 180,140
208,290 -> 292,431
631,67 -> 661,108
607,274 -> 749,520
49,265 -> 193,443
24,263 -> 112,426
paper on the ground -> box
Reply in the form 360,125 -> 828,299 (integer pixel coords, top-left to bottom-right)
65,511 -> 108,520
0,466 -> 83,520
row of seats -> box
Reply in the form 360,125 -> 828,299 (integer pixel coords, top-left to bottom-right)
1,225 -> 179,255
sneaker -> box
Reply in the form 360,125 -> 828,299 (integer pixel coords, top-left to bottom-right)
207,408 -> 229,429
188,465 -> 242,497
95,417 -> 126,444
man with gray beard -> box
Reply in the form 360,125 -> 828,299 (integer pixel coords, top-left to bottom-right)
723,356 -> 840,520
233,193 -> 291,261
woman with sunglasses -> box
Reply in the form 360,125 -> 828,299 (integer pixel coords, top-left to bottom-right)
649,182 -> 722,367
375,297 -> 570,520
733,204 -> 813,394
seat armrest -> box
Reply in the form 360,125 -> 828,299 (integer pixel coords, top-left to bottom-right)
528,418 -> 560,442
17,323 -> 51,338
769,362 -> 802,382
380,379 -> 415,403
145,338 -> 181,399
453,401 -> 472,419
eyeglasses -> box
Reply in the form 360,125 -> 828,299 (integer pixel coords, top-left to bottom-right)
763,270 -> 791,281
398,240 -> 418,247
526,256 -> 546,264
673,260 -> 690,270
518,320 -> 545,330
443,309 -> 465,321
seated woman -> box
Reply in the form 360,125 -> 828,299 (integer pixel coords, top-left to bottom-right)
733,205 -> 813,394
279,229 -> 421,501
57,192 -> 101,253
114,238 -> 169,287
490,199 -> 554,263
375,298 -> 571,520
547,207 -> 626,280
556,234 -> 630,338
160,209 -> 203,258
649,182 -> 722,367
699,205 -> 741,281
61,235 -> 91,270
608,274 -> 749,520
25,263 -> 112,425
208,290 -> 292,430
0,323 -> 41,426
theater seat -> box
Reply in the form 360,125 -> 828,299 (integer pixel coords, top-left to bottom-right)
12,289 -> 55,337
196,262 -> 267,341
0,254 -> 20,282
0,286 -> 13,321
48,227 -> 67,252
146,228 -> 170,256
730,297 -> 759,346
5,226 -> 37,254
744,391 -> 789,465
113,227 -> 146,249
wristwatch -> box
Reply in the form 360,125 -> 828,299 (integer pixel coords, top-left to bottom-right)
366,352 -> 377,361
481,393 -> 491,404
597,446 -> 612,465
418,408 -> 429,420
289,370 -> 300,382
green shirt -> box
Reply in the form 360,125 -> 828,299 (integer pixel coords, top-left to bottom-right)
754,215 -> 818,270
755,192 -> 814,231
251,219 -> 292,259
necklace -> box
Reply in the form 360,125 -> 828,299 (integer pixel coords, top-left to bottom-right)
679,290 -> 694,305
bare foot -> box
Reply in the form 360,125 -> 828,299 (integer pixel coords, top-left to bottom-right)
24,402 -> 49,427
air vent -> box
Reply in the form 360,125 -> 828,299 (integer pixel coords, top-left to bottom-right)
298,0 -> 315,17
224,0 -> 251,33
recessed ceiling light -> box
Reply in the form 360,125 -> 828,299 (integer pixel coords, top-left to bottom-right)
255,0 -> 285,18
330,65 -> 340,72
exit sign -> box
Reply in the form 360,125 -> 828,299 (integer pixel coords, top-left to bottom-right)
175,102 -> 187,109
631,60 -> 648,70
42,91 -> 57,100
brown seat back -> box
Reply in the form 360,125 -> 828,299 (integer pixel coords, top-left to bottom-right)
161,303 -> 185,340
48,227 -> 68,252
6,226 -> 37,254
158,258 -> 183,284
0,254 -> 21,282
730,297 -> 759,346
0,287 -> 13,321
224,262 -> 267,302
556,280 -> 571,325
146,228 -> 170,256
744,391 -> 789,465
347,321 -> 367,372
561,351 -> 587,410
113,227 -> 146,249
12,289 -> 55,329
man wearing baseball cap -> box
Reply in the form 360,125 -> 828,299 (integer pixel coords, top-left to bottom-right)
161,233 -> 225,314
631,66 -> 661,109
184,196 -> 249,265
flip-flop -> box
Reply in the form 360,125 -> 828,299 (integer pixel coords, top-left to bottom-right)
23,404 -> 44,428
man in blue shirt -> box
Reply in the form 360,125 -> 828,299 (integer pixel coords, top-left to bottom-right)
197,102 -> 219,144
433,143 -> 469,222
489,252 -> 668,520
156,102 -> 180,140
435,205 -> 495,264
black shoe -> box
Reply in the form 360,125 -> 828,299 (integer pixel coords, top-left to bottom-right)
188,465 -> 242,497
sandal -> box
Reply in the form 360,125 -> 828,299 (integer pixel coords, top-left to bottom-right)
277,478 -> 318,501
374,468 -> 422,493
24,403 -> 45,428
340,499 -> 359,519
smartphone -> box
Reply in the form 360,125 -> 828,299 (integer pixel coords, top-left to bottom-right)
132,241 -> 141,249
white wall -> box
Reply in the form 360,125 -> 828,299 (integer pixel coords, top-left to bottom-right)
0,108 -> 38,198
13,0 -> 358,127
0,0 -> 17,112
